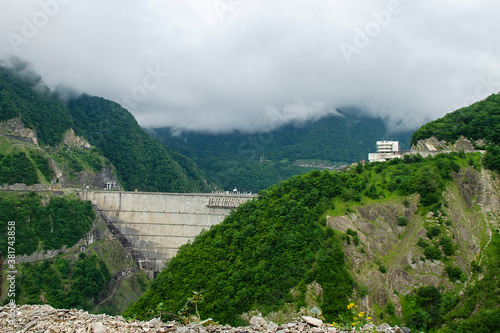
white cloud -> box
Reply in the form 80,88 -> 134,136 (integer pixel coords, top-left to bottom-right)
1,0 -> 499,133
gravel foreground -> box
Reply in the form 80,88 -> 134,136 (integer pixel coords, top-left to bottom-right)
0,305 -> 412,333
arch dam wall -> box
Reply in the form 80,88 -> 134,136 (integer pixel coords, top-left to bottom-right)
77,191 -> 255,277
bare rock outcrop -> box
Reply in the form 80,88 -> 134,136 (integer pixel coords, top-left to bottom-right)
413,136 -> 478,151
61,128 -> 92,149
412,136 -> 449,151
327,166 -> 500,320
0,117 -> 38,145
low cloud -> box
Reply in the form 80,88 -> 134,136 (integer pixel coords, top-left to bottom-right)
265,101 -> 342,131
1,0 -> 499,133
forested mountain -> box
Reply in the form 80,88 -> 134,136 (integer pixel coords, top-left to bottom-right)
66,95 -> 213,193
148,110 -> 413,192
0,191 -> 149,315
2,58 -> 499,332
0,61 -> 213,193
0,63 -> 108,189
411,94 -> 500,146
0,63 -> 75,146
0,192 -> 94,256
411,93 -> 500,173
125,150 -> 500,332
0,192 -> 110,310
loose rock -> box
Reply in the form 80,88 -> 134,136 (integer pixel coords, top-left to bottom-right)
0,305 -> 408,333
301,316 -> 323,327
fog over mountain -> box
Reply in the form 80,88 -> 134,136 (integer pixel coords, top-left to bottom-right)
1,0 -> 499,133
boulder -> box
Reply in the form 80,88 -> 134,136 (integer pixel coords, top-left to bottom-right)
301,316 -> 323,327
250,316 -> 268,327
92,322 -> 106,333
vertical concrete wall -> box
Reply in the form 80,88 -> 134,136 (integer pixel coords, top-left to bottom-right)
78,191 -> 254,276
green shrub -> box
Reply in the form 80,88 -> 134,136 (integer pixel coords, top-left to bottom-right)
417,238 -> 429,248
414,286 -> 442,330
408,310 -> 430,330
446,265 -> 465,282
353,234 -> 360,245
346,229 -> 357,236
471,260 -> 482,273
365,183 -> 379,199
379,265 -> 387,274
427,227 -> 441,239
386,300 -> 395,315
424,246 -> 442,260
397,217 -> 408,226
439,236 -> 454,256
357,284 -> 369,298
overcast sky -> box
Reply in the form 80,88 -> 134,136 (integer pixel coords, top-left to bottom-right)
1,0 -> 499,133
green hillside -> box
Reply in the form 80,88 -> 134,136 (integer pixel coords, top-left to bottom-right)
0,64 -> 75,146
124,151 -> 499,331
0,191 -> 94,256
66,95 -> 214,193
411,94 -> 500,146
149,110 -> 413,192
0,63 -> 99,187
1,191 -> 149,315
0,60 -> 214,193
124,169 -> 355,325
411,94 -> 500,173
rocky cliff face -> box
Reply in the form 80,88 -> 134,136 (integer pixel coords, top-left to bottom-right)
0,117 -> 121,190
412,136 -> 478,151
327,167 -> 499,317
61,128 -> 92,149
0,117 -> 38,145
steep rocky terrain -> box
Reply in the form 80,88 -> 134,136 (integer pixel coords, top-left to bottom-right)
0,61 -> 214,193
0,117 -> 118,190
330,166 -> 499,319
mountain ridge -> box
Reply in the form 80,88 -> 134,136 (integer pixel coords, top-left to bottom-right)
0,61 -> 213,193
148,110 -> 413,192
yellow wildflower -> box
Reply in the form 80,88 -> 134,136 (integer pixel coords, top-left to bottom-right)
367,316 -> 372,320
358,311 -> 365,317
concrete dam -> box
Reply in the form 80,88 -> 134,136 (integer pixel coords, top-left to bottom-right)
78,191 -> 256,276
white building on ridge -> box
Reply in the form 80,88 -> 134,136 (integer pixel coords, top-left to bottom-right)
368,141 -> 402,162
